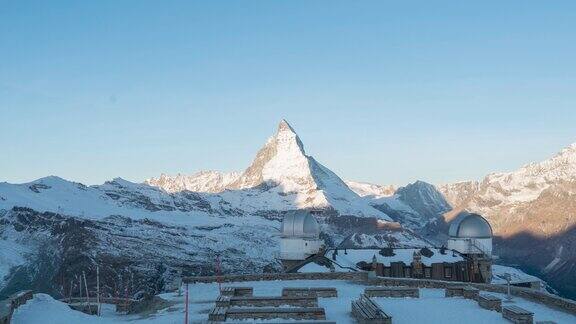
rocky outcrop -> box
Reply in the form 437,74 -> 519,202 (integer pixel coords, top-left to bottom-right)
395,181 -> 452,222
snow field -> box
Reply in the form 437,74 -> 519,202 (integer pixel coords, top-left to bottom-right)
13,279 -> 575,323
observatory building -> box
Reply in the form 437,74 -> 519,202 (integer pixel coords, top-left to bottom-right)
280,211 -> 324,270
447,212 -> 493,256
447,212 -> 493,282
289,212 -> 495,284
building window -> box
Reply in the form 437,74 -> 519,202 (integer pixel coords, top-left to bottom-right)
424,268 -> 431,278
444,267 -> 452,278
405,268 -> 411,277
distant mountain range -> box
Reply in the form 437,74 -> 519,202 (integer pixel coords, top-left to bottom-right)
437,143 -> 576,299
1,120 -> 575,299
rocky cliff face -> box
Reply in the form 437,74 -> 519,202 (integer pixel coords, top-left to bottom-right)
395,181 -> 452,222
436,180 -> 480,211
346,180 -> 451,231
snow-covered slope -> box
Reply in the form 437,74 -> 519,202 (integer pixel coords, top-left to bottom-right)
0,206 -> 281,298
15,282 -> 576,324
346,181 -> 396,198
481,143 -> 576,203
145,171 -> 240,193
0,176 -> 221,223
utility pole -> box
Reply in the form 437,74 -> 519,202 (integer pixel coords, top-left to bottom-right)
216,254 -> 222,291
79,276 -> 83,301
96,266 -> 101,316
184,283 -> 189,324
69,280 -> 73,302
176,269 -> 183,297
83,271 -> 90,310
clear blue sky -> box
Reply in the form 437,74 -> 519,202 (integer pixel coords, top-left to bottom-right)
1,1 -> 575,186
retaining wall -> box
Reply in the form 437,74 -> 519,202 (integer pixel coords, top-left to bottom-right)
184,272 -> 368,283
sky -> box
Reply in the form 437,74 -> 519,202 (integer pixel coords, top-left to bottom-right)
1,1 -> 576,186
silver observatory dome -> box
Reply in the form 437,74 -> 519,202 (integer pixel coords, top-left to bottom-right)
280,211 -> 320,239
449,213 -> 493,239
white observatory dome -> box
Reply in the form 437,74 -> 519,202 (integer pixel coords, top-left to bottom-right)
280,211 -> 320,239
449,213 -> 493,239
447,213 -> 493,256
280,211 -> 323,262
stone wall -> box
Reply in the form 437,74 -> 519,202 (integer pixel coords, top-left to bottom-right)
0,290 -> 33,324
183,271 -> 368,283
183,272 -> 576,315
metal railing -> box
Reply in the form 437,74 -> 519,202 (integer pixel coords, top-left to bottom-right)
469,239 -> 490,257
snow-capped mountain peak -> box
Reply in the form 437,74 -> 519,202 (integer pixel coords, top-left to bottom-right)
145,120 -> 390,219
228,119 -> 310,190
474,141 -> 576,206
222,120 -> 389,218
277,119 -> 305,152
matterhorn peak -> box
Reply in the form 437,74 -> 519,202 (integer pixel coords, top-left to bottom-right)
277,119 -> 296,134
273,119 -> 306,155
146,120 -> 388,219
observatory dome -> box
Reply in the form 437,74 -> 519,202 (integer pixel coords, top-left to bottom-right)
449,213 -> 492,239
281,211 -> 320,239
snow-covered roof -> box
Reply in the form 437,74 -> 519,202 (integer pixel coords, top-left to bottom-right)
280,211 -> 320,238
449,213 -> 493,239
298,262 -> 333,273
491,265 -> 543,285
328,248 -> 465,267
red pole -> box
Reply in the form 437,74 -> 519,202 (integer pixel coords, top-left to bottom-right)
184,283 -> 189,324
